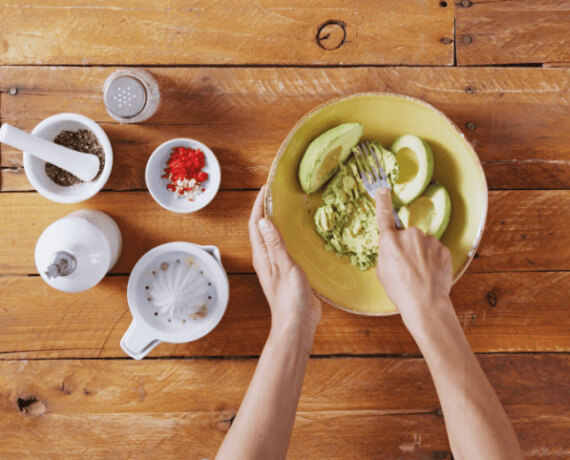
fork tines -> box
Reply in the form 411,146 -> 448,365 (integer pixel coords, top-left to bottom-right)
353,142 -> 389,188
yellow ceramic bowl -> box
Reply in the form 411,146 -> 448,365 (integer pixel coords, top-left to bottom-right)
265,93 -> 488,315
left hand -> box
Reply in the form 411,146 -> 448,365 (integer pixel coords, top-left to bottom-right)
249,187 -> 322,333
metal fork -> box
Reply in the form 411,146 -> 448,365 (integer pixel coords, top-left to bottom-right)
353,141 -> 404,230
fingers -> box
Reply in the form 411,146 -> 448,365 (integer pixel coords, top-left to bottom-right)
375,188 -> 396,234
249,186 -> 269,273
258,217 -> 292,271
249,185 -> 266,225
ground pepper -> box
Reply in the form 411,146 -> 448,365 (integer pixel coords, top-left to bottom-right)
45,129 -> 104,186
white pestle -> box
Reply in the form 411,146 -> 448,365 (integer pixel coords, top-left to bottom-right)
0,123 -> 100,182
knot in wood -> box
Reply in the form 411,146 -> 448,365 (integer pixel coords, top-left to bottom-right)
316,20 -> 347,50
17,396 -> 47,417
486,290 -> 498,308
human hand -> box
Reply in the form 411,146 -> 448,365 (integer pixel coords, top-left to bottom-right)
374,188 -> 453,335
249,187 -> 322,334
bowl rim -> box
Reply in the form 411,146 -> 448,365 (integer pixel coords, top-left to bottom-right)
23,112 -> 113,204
264,91 -> 489,316
145,137 -> 221,214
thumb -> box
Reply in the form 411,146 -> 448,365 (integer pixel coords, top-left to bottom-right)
375,188 -> 396,234
258,218 -> 292,267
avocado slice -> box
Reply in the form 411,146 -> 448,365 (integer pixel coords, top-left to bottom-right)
298,123 -> 363,194
390,134 -> 434,206
397,183 -> 451,239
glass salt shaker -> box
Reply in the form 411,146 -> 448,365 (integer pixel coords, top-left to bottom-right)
103,69 -> 160,123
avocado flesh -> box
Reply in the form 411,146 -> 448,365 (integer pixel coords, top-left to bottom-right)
397,183 -> 451,239
313,146 -> 399,271
298,123 -> 363,194
391,135 -> 434,206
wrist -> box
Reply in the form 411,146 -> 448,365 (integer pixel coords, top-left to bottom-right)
268,316 -> 317,352
401,295 -> 456,341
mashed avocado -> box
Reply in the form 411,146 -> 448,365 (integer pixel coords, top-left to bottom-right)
313,142 -> 399,271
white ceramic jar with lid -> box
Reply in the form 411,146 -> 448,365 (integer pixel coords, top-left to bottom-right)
35,209 -> 122,292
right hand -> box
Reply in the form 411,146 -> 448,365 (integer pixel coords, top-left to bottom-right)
374,188 -> 454,334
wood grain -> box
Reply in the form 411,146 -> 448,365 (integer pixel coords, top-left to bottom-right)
0,190 -> 569,275
0,271 -> 569,359
0,0 -> 453,66
1,67 -> 569,190
0,355 -> 567,458
456,0 -> 570,66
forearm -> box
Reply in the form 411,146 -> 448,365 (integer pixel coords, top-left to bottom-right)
411,298 -> 523,460
216,321 -> 316,460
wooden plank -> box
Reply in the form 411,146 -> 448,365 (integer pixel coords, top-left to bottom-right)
1,67 -> 569,190
0,355 -> 567,458
0,272 -> 568,359
456,0 -> 570,66
0,0 -> 453,66
0,190 -> 569,275
468,190 -> 570,273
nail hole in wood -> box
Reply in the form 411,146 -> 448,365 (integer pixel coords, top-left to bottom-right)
8,87 -> 18,96
462,35 -> 472,45
461,0 -> 472,7
439,1 -> 448,7
466,122 -> 476,130
440,37 -> 453,45
465,86 -> 475,94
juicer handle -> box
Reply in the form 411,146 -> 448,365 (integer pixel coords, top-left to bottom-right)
120,320 -> 161,360
198,245 -> 224,268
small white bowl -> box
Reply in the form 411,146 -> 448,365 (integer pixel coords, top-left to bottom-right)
145,138 -> 221,213
23,113 -> 113,204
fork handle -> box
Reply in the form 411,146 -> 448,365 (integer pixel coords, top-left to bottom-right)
393,209 -> 404,230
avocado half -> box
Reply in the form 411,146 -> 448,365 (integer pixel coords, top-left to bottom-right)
390,134 -> 434,206
298,123 -> 363,194
397,183 -> 451,239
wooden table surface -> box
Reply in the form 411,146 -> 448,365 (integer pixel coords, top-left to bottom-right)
1,1 -> 569,458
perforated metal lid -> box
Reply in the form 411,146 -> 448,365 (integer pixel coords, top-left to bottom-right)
104,76 -> 147,119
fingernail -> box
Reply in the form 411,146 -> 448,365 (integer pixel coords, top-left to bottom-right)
377,188 -> 389,197
258,218 -> 270,232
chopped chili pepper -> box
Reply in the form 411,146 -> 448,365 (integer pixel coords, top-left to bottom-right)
163,146 -> 209,201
